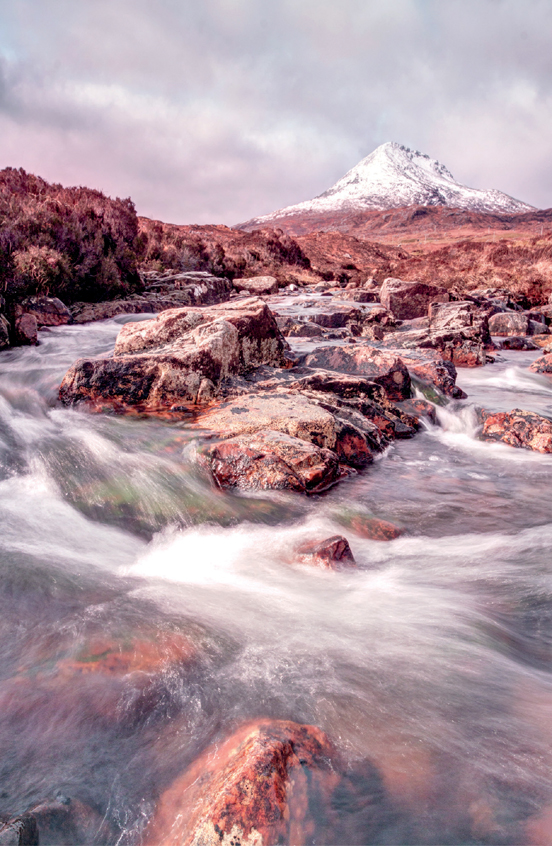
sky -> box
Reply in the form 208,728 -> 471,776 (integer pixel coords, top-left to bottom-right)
0,0 -> 551,225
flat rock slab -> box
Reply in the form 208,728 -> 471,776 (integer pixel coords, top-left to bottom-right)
196,392 -> 339,450
204,430 -> 342,493
481,408 -> 552,453
302,345 -> 411,401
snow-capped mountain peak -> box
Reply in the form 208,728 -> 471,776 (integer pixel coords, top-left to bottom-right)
241,142 -> 535,227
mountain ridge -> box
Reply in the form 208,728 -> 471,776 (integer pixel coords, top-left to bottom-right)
238,142 -> 535,231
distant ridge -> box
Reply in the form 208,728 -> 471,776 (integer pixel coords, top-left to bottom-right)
238,142 -> 535,231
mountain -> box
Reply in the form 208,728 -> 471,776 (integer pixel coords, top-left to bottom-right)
238,142 -> 535,232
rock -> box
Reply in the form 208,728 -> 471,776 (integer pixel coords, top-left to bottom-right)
15,295 -> 72,327
294,535 -> 356,569
59,298 -> 288,411
285,321 -> 323,338
302,346 -> 411,402
29,797 -> 114,846
0,314 -> 10,349
499,336 -> 539,350
531,334 -> 552,348
488,311 -> 531,336
481,409 -> 552,453
0,816 -> 38,845
334,509 -> 403,541
339,289 -> 380,303
142,720 -> 342,846
529,353 -> 552,374
291,370 -> 385,401
389,348 -> 466,399
380,277 -> 448,320
308,304 -> 362,329
203,430 -> 342,493
428,300 -> 489,335
14,313 -> 38,346
233,275 -> 279,295
391,398 -> 438,426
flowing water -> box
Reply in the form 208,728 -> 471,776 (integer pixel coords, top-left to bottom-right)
1,318 -> 552,844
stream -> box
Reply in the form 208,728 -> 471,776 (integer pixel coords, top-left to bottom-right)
1,316 -> 552,844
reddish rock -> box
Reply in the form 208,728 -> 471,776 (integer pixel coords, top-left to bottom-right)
204,430 -> 342,493
14,313 -> 38,345
143,720 -> 341,846
295,535 -> 356,569
391,398 -> 438,426
303,346 -> 411,401
59,298 -> 288,411
428,300 -> 489,336
339,289 -> 379,303
529,353 -> 552,374
335,510 -> 403,541
380,277 -> 448,320
310,304 -> 362,328
15,295 -> 71,327
530,334 -> 552,349
481,409 -> 552,453
389,348 -> 466,398
233,275 -> 278,295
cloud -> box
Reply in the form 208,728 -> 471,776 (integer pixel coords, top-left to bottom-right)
0,0 -> 551,223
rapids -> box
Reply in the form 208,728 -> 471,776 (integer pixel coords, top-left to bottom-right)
1,318 -> 552,844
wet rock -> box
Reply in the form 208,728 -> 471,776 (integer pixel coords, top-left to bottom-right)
204,430 -> 342,493
391,398 -> 438,426
285,321 -> 323,338
380,277 -> 448,320
143,720 -> 342,846
499,336 -> 539,350
291,370 -> 385,401
383,327 -> 489,367
531,334 -> 552,349
14,314 -> 37,346
302,346 -> 411,401
15,295 -> 72,327
233,275 -> 278,295
310,304 -> 362,328
59,298 -> 288,411
428,299 -> 489,335
389,348 -> 466,398
0,816 -> 38,845
0,315 -> 10,349
334,509 -> 403,541
339,289 -> 380,303
529,353 -> 552,374
481,409 -> 552,453
295,535 -> 356,569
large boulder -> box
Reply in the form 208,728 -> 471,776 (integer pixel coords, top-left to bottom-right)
387,348 -> 466,398
59,298 -> 289,411
0,314 -> 10,349
15,295 -> 72,327
302,346 -> 411,402
481,409 -> 552,453
14,313 -> 38,346
428,300 -> 490,339
233,275 -> 278,295
380,278 -> 448,320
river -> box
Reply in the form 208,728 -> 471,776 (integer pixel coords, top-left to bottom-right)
1,316 -> 552,844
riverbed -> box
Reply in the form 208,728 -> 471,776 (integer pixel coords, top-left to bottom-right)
1,317 -> 552,844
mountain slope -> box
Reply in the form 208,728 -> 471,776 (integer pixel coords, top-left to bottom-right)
238,142 -> 535,230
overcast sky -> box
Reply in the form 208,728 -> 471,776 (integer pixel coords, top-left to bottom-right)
0,0 -> 551,224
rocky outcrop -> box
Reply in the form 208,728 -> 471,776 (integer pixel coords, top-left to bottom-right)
59,298 -> 289,411
294,535 -> 356,569
202,430 -> 342,493
143,719 -> 385,846
233,275 -> 278,295
15,295 -> 72,327
481,409 -> 552,453
380,278 -> 448,320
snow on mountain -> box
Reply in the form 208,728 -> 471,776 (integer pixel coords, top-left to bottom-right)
242,142 -> 535,227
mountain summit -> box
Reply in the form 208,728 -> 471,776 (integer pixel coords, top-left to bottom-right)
240,142 -> 535,229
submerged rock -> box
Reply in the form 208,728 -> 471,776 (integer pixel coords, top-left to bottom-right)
481,409 -> 552,453
294,535 -> 356,569
334,508 -> 403,541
